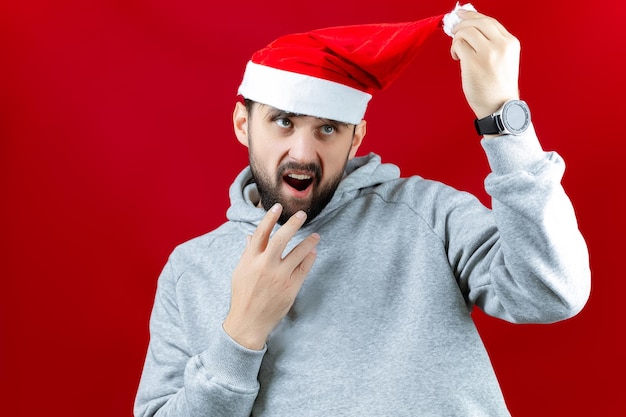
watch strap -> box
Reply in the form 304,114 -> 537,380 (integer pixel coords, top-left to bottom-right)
474,114 -> 501,135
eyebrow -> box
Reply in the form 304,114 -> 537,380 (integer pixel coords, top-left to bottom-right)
264,107 -> 351,128
266,109 -> 303,120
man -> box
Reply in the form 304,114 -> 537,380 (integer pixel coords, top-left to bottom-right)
135,4 -> 591,416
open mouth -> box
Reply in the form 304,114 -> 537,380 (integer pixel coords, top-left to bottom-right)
283,173 -> 314,192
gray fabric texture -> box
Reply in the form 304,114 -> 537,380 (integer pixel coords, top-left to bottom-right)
135,127 -> 590,416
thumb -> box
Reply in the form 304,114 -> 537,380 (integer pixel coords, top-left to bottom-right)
450,44 -> 460,61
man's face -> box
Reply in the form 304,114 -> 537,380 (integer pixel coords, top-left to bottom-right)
233,102 -> 366,224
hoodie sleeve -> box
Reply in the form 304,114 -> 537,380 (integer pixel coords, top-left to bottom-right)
453,125 -> 591,323
133,259 -> 266,417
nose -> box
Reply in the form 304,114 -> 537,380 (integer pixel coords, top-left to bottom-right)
287,129 -> 317,163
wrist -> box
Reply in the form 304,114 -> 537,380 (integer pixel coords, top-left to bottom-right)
473,95 -> 520,119
474,99 -> 530,137
223,316 -> 267,351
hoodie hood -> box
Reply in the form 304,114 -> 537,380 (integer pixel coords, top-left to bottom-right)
226,153 -> 400,231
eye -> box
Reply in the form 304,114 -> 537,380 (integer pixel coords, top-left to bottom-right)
275,118 -> 292,128
319,124 -> 336,135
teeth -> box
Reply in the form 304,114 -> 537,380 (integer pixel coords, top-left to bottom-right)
288,173 -> 311,180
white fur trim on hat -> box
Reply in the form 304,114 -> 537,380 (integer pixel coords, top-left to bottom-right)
237,61 -> 372,125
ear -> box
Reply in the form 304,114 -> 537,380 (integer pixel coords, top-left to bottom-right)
348,120 -> 367,159
233,101 -> 250,148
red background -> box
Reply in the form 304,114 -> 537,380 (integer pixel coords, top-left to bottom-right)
1,1 -> 624,415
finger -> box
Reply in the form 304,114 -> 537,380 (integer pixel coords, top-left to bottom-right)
454,22 -> 500,52
282,232 -> 321,272
450,20 -> 492,61
453,21 -> 512,65
452,23 -> 519,67
450,45 -> 459,61
486,16 -> 513,39
450,36 -> 468,60
289,248 -> 318,289
265,210 -> 308,256
455,10 -> 491,23
454,12 -> 511,40
450,36 -> 476,63
249,203 -> 282,253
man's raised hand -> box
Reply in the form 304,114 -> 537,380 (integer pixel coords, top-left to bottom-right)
450,10 -> 521,120
223,203 -> 320,350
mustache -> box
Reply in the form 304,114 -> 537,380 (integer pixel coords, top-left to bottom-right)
277,161 -> 322,182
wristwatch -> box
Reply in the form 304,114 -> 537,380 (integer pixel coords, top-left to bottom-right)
474,99 -> 531,136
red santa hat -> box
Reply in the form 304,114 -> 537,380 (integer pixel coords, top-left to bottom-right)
237,3 -> 475,124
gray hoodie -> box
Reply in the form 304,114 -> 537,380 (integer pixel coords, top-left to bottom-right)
135,128 -> 590,416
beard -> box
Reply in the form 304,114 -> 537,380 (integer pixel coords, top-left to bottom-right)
249,152 -> 346,226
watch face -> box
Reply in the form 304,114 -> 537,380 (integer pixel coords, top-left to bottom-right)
502,100 -> 531,134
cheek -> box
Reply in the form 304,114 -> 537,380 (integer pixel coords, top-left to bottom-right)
320,147 -> 350,178
255,157 -> 279,181
250,141 -> 285,174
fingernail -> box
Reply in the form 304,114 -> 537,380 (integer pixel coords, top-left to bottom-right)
271,203 -> 282,213
296,210 -> 306,219
311,232 -> 320,240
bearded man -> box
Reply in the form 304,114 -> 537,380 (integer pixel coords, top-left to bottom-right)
134,5 -> 590,416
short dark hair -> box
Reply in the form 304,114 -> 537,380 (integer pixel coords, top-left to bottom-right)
244,98 -> 255,115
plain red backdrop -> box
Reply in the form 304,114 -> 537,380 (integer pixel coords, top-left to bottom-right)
1,0 -> 624,415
